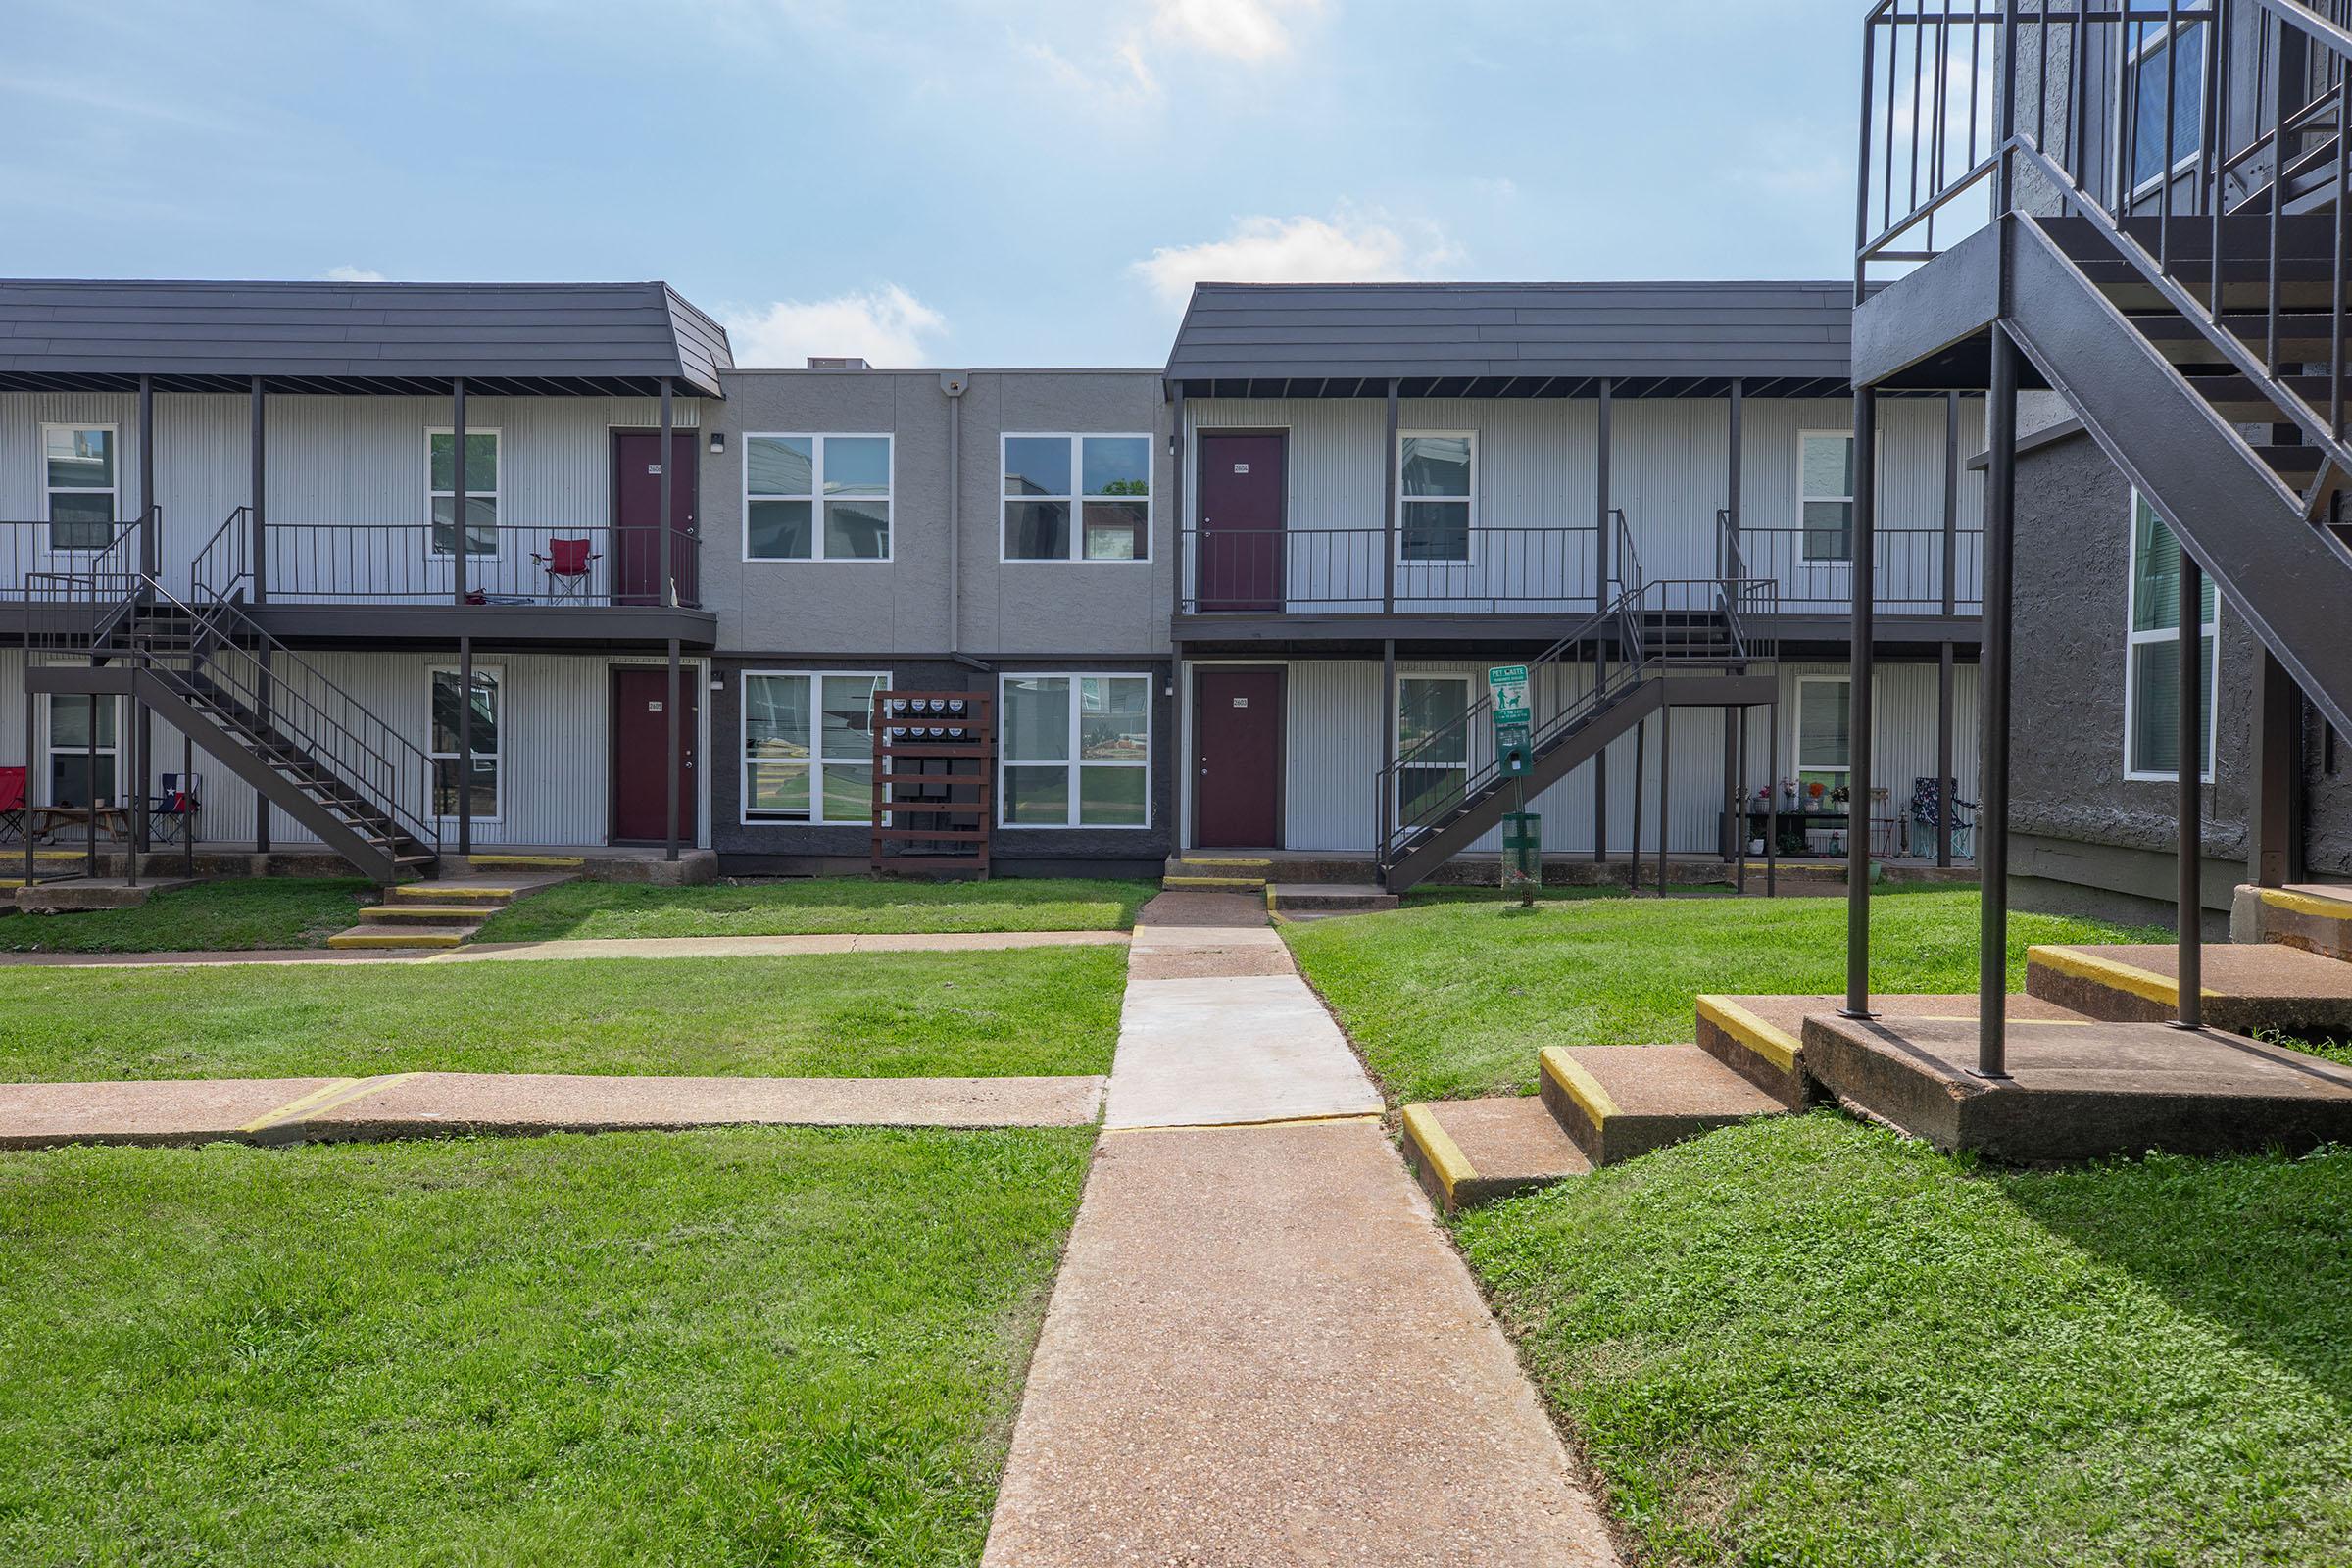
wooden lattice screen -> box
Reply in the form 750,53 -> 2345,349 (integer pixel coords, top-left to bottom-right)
868,689 -> 993,877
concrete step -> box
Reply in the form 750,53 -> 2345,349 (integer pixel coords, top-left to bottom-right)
468,854 -> 585,870
355,903 -> 495,926
2236,882 -> 2352,962
1694,994 -> 1814,1109
387,882 -> 523,904
324,924 -> 471,951
2027,941 -> 2352,1035
1266,883 -> 1400,915
1400,1097 -> 1590,1214
1539,1044 -> 1789,1165
1162,874 -> 1268,890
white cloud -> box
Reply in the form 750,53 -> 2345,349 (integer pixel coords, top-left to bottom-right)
1131,211 -> 1457,307
720,284 -> 947,368
1149,0 -> 1321,62
323,264 -> 387,283
1026,35 -> 1159,109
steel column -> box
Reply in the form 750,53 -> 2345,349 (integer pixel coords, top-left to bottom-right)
1382,379 -> 1399,614
1379,640 -> 1396,876
452,378 -> 467,608
2175,554 -> 2204,1028
1630,717 -> 1645,893
1766,697 -> 1779,898
1842,387 -> 1879,1017
250,377 -> 269,853
182,733 -> 194,878
665,637 -> 681,861
2248,650 -> 2303,889
658,382 -> 675,607
1170,386 -> 1187,619
1657,702 -> 1672,897
1594,378 -> 1612,861
1977,324 -> 2020,1079
135,372 -> 156,863
1936,640 -> 1956,867
457,636 -> 474,859
1721,377 -> 1742,862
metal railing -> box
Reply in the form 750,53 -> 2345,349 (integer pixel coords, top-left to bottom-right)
0,514 -> 149,602
1860,0 -> 2352,476
1723,512 -> 1984,613
1374,576 -> 1778,871
1180,524 -> 1604,613
192,510 -> 702,609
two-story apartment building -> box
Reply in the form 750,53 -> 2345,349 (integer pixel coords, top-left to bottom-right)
0,274 -> 1985,889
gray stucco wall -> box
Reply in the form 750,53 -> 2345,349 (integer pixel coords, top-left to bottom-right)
696,369 -> 1174,660
2009,429 -> 2352,924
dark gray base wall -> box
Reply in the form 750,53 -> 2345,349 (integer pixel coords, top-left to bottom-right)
709,655 -> 1175,875
2010,831 -> 2236,940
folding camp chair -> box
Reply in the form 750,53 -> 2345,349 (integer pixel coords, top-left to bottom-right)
532,536 -> 600,602
147,771 -> 202,847
1910,776 -> 1975,858
0,766 -> 24,845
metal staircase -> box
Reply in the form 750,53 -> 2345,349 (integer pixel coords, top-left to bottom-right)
1373,577 -> 1777,893
26,519 -> 441,883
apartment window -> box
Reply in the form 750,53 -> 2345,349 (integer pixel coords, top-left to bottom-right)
2125,493 -> 2218,781
427,430 -> 500,556
429,665 -> 501,819
1798,431 -> 1853,562
1001,674 -> 1150,828
1397,674 -> 1471,824
1795,675 -> 1850,796
744,434 -> 892,561
2125,14 -> 2206,194
42,424 -> 117,551
741,671 -> 883,824
1003,434 -> 1152,562
1398,434 -> 1474,563
45,694 -> 118,807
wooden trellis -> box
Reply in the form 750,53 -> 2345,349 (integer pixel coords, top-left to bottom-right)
868,689 -> 993,876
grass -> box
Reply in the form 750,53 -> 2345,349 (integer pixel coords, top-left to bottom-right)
1284,886 -> 2164,1102
475,876 -> 1156,944
0,1125 -> 1093,1566
0,877 -> 371,954
1457,1115 -> 2352,1568
0,947 -> 1125,1082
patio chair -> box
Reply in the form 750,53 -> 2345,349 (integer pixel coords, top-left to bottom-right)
0,766 -> 24,845
148,771 -> 202,847
532,536 -> 600,602
1909,776 -> 1975,858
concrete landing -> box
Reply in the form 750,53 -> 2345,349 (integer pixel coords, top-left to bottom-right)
1266,883 -> 1400,916
1698,991 -> 2089,1109
0,1071 -> 1107,1151
11,877 -> 192,911
1799,1011 -> 2352,1162
1401,1095 -> 1590,1213
1103,971 -> 1382,1127
2235,882 -> 2352,960
979,1118 -> 1618,1567
1540,1043 -> 1788,1165
2028,941 -> 2352,1035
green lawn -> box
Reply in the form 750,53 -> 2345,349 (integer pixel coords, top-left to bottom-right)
1458,1115 -> 2352,1568
0,877 -> 371,954
476,876 -> 1155,944
0,1126 -> 1092,1566
1285,887 -> 2163,1101
0,948 -> 1124,1082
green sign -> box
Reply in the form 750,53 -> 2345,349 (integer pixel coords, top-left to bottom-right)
1490,663 -> 1533,776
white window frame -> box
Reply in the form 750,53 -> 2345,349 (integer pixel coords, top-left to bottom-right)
1396,671 -> 1474,827
738,668 -> 889,826
427,662 -> 504,824
42,691 -> 121,807
1792,673 -> 1852,794
1796,429 -> 1858,564
740,433 -> 895,564
998,672 -> 1153,830
425,426 -> 501,562
1396,430 -> 1477,566
40,422 -> 119,554
999,432 -> 1155,564
2119,12 -> 2208,202
2123,492 -> 2221,784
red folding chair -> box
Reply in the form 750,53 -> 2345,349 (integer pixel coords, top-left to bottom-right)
0,766 -> 24,845
532,536 -> 600,602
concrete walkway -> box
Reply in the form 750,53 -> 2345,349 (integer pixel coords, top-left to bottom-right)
0,927 -> 1129,968
981,891 -> 1618,1566
0,1071 -> 1106,1150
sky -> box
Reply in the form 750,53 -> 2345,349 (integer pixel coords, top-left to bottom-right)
1,0 -> 1866,369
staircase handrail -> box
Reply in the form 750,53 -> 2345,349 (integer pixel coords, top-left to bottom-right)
191,506 -> 253,602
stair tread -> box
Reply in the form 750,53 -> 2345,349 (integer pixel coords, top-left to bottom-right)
1544,1044 -> 1788,1121
325,925 -> 471,949
356,905 -> 494,920
2033,941 -> 2352,1001
1402,1097 -> 1589,1211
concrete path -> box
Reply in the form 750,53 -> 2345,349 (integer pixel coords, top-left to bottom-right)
982,891 -> 1618,1566
0,927 -> 1129,969
0,1072 -> 1106,1150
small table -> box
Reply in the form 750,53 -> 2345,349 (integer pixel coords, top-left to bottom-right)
29,806 -> 132,844
1732,806 -> 1852,858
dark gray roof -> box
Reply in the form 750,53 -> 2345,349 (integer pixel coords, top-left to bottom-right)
0,279 -> 732,397
1164,280 -> 1856,398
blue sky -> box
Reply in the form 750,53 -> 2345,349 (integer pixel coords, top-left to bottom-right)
2,0 -> 1863,368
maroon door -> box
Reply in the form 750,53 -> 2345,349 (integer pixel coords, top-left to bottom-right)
612,667 -> 698,842
1198,433 -> 1285,612
1195,667 -> 1282,848
613,431 -> 701,606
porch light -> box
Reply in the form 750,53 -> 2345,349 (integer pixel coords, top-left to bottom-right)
709,430 -> 726,455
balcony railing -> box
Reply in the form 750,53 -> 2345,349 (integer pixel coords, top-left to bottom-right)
1724,518 -> 1985,615
0,515 -> 147,601
192,512 -> 701,610
1179,525 -> 1606,614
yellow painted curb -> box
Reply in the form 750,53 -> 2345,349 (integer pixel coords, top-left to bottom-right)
357,906 -> 490,920
469,855 -> 584,869
243,1072 -> 421,1133
1695,995 -> 1801,1075
1400,1103 -> 1475,1202
390,884 -> 518,901
1177,858 -> 1274,869
1540,1047 -> 1621,1128
2260,887 -> 2352,922
240,1078 -> 362,1133
1163,875 -> 1266,888
2028,944 -> 2218,1005
326,930 -> 468,950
